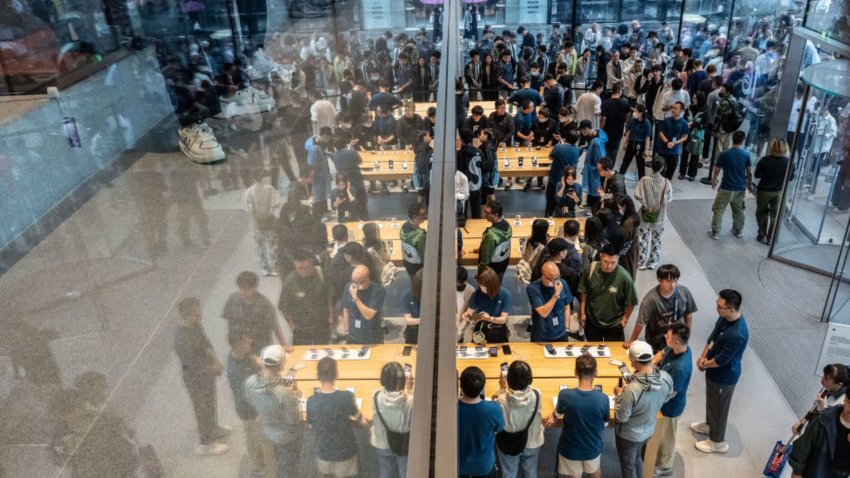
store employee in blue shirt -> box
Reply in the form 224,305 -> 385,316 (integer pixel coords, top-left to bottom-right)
656,101 -> 689,181
527,261 -> 573,342
653,322 -> 693,476
691,289 -> 749,454
342,265 -> 386,344
458,366 -> 504,477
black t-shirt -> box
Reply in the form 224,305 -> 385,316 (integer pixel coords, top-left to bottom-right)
834,413 -> 850,474
601,97 -> 632,138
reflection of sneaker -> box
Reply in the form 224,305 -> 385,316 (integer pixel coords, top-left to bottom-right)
695,439 -> 729,453
222,87 -> 276,113
248,49 -> 279,80
178,123 -> 225,163
689,422 -> 710,435
213,425 -> 233,439
196,443 -> 229,455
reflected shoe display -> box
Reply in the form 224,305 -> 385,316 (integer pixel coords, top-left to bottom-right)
178,123 -> 225,163
247,49 -> 281,80
220,87 -> 276,113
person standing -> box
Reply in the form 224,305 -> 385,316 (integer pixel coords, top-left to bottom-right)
222,271 -> 288,355
578,120 -> 608,211
306,127 -> 334,216
226,330 -> 274,476
627,264 -> 698,352
652,323 -> 693,477
466,50 -> 484,101
400,202 -> 428,279
789,394 -> 850,478
244,173 -> 281,276
753,138 -> 791,245
575,81 -> 603,128
708,131 -> 752,240
497,50 -> 516,99
342,264 -> 386,344
278,249 -> 334,345
619,105 -> 653,179
478,201 -> 513,281
176,297 -> 230,455
372,362 -> 415,478
244,345 -> 304,477
527,262 -> 572,342
545,354 -> 609,478
493,361 -> 544,478
457,128 -> 484,218
461,267 -> 512,344
656,102 -> 690,181
613,341 -> 674,478
690,289 -> 749,453
306,357 -> 366,478
634,159 -> 672,271
578,244 -> 638,341
458,366 -> 504,477
600,84 -> 632,164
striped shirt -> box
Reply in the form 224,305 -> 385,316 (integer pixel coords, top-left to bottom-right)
634,172 -> 672,218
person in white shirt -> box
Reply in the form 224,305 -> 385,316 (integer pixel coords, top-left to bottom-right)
493,361 -> 545,478
309,90 -> 337,136
660,78 -> 690,119
807,103 -> 838,199
575,80 -> 604,128
244,173 -> 282,276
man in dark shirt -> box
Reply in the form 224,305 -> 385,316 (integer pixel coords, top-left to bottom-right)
508,76 -> 544,108
542,75 -> 564,118
462,105 -> 490,136
396,100 -> 423,148
342,265 -> 386,344
222,271 -> 287,355
279,250 -> 334,345
368,80 -> 402,112
691,289 -> 749,454
488,99 -> 515,146
600,84 -> 632,166
514,100 -> 535,146
496,50 -> 516,98
372,106 -> 397,148
176,297 -> 230,455
652,323 -> 693,477
657,102 -> 690,181
546,129 -> 581,216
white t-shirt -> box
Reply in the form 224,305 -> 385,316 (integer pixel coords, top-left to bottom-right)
575,92 -> 602,127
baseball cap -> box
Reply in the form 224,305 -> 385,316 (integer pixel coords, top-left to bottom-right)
628,341 -> 654,363
261,345 -> 286,366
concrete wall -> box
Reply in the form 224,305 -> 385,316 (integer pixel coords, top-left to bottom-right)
0,47 -> 173,251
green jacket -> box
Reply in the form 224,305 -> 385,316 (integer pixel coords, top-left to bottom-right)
400,222 -> 426,265
479,219 -> 512,275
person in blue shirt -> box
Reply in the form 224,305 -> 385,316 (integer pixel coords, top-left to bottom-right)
372,106 -> 397,148
458,366 -> 504,477
691,289 -> 749,454
709,130 -> 752,239
496,50 -> 515,98
342,264 -> 386,344
652,323 -> 693,477
619,104 -> 653,179
546,129 -> 581,216
656,101 -> 690,181
402,269 -> 423,344
508,76 -> 544,108
527,261 -> 572,342
513,100 -> 535,146
461,267 -> 512,343
578,120 -> 607,211
545,354 -> 609,478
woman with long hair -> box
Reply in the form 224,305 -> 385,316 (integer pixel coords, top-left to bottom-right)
412,56 -> 431,102
362,222 -> 391,268
522,219 -> 550,268
481,53 -> 499,101
581,216 -> 605,267
460,267 -> 511,343
616,195 -> 642,279
678,91 -> 707,181
753,138 -> 791,244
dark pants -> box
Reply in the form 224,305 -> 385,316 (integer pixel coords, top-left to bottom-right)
606,134 -> 623,165
619,141 -> 647,178
679,148 -> 701,179
586,195 -> 601,211
545,182 -> 559,217
273,441 -> 302,478
183,370 -> 218,445
468,190 -> 482,219
584,320 -> 625,342
616,434 -> 647,478
660,153 -> 679,180
292,327 -> 331,345
755,190 -> 782,240
706,378 -> 737,443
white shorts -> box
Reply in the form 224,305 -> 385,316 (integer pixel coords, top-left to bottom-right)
317,455 -> 359,476
558,453 -> 601,476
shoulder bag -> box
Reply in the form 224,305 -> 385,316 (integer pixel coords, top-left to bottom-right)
373,391 -> 410,456
495,390 -> 540,456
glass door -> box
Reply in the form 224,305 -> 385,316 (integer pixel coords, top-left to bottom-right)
772,58 -> 850,275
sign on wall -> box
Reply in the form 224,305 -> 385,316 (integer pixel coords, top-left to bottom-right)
816,324 -> 850,374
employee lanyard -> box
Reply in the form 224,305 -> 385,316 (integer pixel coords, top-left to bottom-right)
668,287 -> 679,325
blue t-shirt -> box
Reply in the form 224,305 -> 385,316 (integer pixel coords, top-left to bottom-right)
468,287 -> 512,318
306,390 -> 360,461
548,144 -> 580,184
657,117 -> 689,155
458,400 -> 504,475
657,346 -> 693,418
342,282 -> 386,344
555,388 -> 609,460
626,117 -> 652,143
514,111 -> 534,136
509,88 -> 544,107
527,278 -> 572,342
705,315 -> 749,385
402,289 -> 421,318
717,147 -> 752,191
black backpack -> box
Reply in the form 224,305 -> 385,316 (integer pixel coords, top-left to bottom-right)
373,391 -> 410,456
718,96 -> 747,133
495,390 -> 540,456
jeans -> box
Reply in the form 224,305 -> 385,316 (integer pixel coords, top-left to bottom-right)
706,379 -> 737,443
496,446 -> 541,478
710,189 -> 746,233
183,370 -> 218,444
273,441 -> 302,478
755,190 -> 782,240
377,447 -> 408,478
615,434 -> 647,478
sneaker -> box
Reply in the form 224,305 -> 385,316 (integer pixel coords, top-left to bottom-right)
687,176 -> 695,181
213,425 -> 233,439
222,87 -> 276,113
638,264 -> 647,270
523,182 -> 531,192
196,443 -> 229,455
695,439 -> 729,453
269,271 -> 280,277
689,422 -> 710,435
653,467 -> 673,477
707,230 -> 719,240
647,264 -> 657,270
178,123 -> 225,164
700,177 -> 712,185
806,193 -> 816,201
678,174 -> 686,180
731,229 -> 743,238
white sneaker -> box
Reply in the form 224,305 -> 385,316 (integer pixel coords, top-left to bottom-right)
248,49 -> 281,80
225,95 -> 263,131
695,439 -> 729,453
196,442 -> 229,455
689,422 -> 710,435
178,123 -> 225,163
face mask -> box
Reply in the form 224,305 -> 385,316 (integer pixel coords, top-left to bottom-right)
531,71 -> 539,76
538,117 -> 547,123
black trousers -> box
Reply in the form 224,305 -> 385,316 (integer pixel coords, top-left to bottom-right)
183,370 -> 218,445
468,190 -> 482,219
584,320 -> 625,342
619,141 -> 647,178
679,147 -> 701,179
660,153 -> 679,181
545,182 -> 559,217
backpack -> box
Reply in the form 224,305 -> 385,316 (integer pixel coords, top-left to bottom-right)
718,96 -> 747,133
495,390 -> 540,456
516,243 -> 544,286
373,391 -> 410,456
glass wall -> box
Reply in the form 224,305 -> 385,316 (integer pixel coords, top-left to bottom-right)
804,0 -> 850,45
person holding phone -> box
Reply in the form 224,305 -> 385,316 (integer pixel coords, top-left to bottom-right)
342,265 -> 385,345
372,362 -> 415,478
493,361 -> 544,478
526,261 -> 572,342
461,267 -> 512,343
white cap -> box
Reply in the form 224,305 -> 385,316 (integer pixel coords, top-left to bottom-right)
628,341 -> 654,363
261,345 -> 286,366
